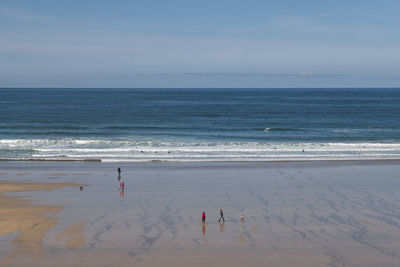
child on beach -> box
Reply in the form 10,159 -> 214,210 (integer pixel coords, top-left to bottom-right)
202,211 -> 206,223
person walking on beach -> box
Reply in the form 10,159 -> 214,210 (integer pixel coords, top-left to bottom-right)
218,209 -> 225,222
202,211 -> 206,223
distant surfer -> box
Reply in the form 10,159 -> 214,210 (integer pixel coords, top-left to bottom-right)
218,209 -> 225,222
202,211 -> 206,223
118,167 -> 121,175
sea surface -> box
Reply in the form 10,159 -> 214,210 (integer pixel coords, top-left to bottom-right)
1,88 -> 400,162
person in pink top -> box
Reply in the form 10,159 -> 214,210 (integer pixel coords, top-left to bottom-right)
201,211 -> 206,223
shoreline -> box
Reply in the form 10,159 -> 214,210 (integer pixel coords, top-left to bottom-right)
1,157 -> 400,165
0,158 -> 102,162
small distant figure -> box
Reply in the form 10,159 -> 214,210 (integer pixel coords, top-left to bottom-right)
241,214 -> 244,224
79,186 -> 83,191
202,211 -> 206,223
218,209 -> 225,222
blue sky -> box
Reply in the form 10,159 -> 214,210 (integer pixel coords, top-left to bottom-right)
1,0 -> 400,88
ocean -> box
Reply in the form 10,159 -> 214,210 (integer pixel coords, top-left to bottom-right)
1,88 -> 400,162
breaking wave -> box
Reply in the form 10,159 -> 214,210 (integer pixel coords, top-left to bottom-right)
1,138 -> 400,162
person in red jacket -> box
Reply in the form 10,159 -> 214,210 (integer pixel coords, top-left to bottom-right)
202,211 -> 206,223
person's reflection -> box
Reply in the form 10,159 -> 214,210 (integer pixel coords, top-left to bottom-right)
219,221 -> 225,233
117,168 -> 122,181
202,223 -> 206,235
119,181 -> 125,197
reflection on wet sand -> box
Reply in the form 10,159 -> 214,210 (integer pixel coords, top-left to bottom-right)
238,234 -> 246,244
15,172 -> 30,176
0,181 -> 80,264
55,222 -> 87,250
2,161 -> 400,267
250,226 -> 259,233
48,173 -> 68,177
219,222 -> 225,233
119,180 -> 124,196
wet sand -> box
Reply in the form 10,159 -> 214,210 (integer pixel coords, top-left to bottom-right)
1,160 -> 400,266
0,180 -> 81,265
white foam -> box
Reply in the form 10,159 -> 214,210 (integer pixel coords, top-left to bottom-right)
2,138 -> 400,162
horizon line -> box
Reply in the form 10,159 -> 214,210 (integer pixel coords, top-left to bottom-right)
1,86 -> 400,90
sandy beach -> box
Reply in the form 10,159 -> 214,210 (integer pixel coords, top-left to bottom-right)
1,160 -> 400,266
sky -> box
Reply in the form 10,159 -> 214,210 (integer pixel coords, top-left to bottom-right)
0,0 -> 400,88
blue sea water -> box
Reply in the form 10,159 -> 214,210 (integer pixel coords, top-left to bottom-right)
1,88 -> 400,161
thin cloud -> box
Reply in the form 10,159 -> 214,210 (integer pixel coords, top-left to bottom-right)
181,73 -> 350,78
0,7 -> 54,22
